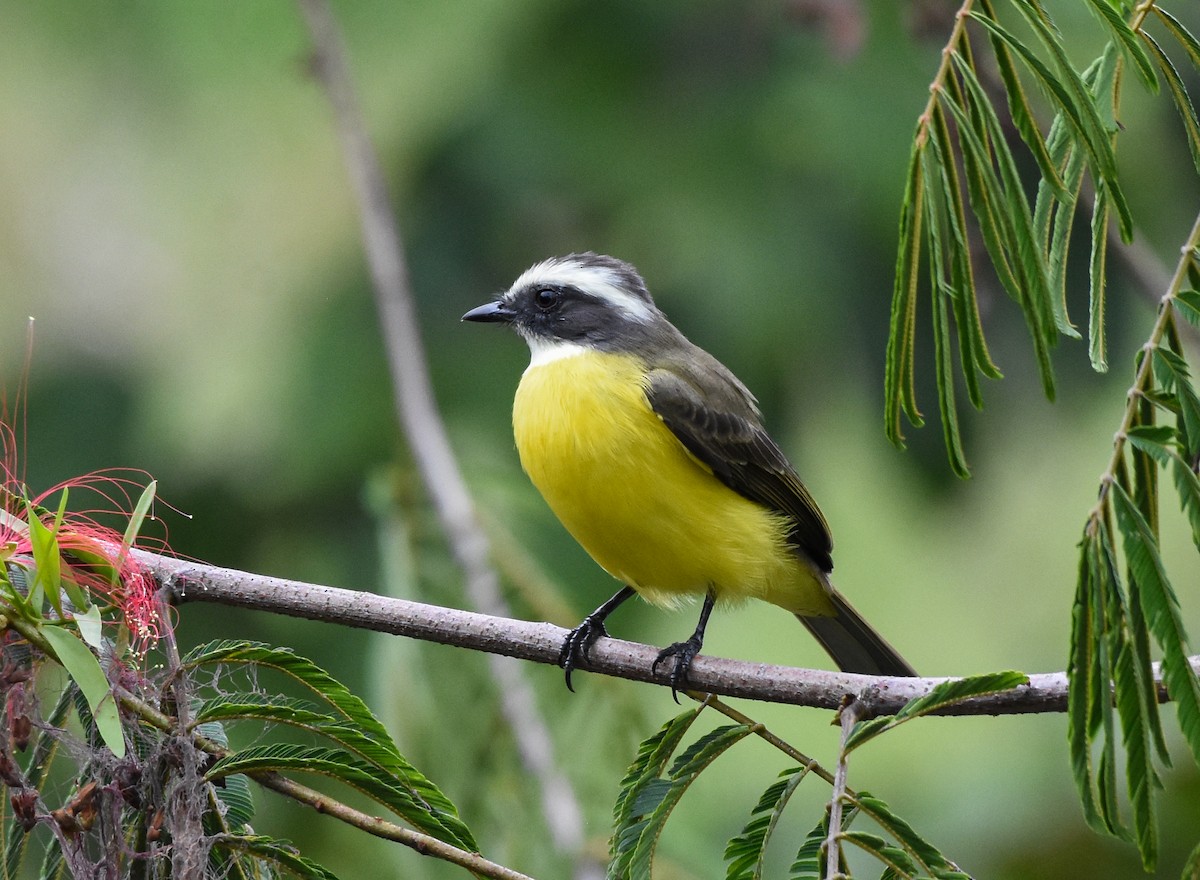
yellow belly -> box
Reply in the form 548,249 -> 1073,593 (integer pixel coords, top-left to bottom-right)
512,349 -> 834,616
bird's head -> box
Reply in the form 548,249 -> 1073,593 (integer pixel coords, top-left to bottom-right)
462,253 -> 668,360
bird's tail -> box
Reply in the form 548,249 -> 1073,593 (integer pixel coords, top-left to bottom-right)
797,588 -> 917,677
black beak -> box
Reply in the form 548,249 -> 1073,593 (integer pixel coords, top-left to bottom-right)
461,300 -> 515,323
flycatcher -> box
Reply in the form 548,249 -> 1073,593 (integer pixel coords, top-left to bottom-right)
463,253 -> 916,693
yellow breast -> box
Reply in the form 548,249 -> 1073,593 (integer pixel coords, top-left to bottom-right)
512,349 -> 833,616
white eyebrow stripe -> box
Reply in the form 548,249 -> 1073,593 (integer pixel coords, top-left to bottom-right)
509,259 -> 656,324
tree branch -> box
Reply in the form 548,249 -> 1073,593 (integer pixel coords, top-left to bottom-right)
143,550 -> 1195,717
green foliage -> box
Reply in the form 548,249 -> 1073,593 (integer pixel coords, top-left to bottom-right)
2,689 -> 70,880
183,640 -> 475,851
0,483 -> 166,765
1068,238 -> 1200,869
1184,838 -> 1200,880
882,0 -> 1200,871
209,743 -> 475,851
847,795 -> 969,880
38,626 -> 125,758
609,709 -> 751,880
0,628 -> 477,878
885,0 -> 1200,465
786,816 -> 833,880
724,764 -> 814,880
609,682 -> 1009,880
213,835 -> 343,880
843,670 -> 1029,753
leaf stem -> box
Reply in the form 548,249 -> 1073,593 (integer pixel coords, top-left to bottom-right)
916,0 -> 975,149
1129,0 -> 1157,33
825,697 -> 868,880
696,694 -> 837,786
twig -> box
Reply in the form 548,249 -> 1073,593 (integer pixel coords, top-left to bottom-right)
292,0 -> 591,870
698,695 -> 835,785
144,550 -> 1200,716
824,697 -> 866,880
914,0 -> 975,149
249,771 -> 538,880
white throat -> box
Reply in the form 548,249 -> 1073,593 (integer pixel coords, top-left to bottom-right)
523,335 -> 589,371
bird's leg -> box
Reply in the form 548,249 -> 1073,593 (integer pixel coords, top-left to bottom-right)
559,585 -> 636,691
652,588 -> 716,702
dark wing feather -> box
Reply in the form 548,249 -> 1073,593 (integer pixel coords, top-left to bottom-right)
644,366 -> 833,573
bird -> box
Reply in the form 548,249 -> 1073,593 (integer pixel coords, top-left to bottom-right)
462,253 -> 916,695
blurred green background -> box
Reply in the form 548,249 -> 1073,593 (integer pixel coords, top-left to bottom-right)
4,1 -> 1200,877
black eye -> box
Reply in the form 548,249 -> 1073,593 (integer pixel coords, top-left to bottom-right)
533,288 -> 560,310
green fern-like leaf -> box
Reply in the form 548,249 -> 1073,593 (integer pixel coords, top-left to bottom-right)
841,829 -> 920,877
1081,0 -> 1158,91
615,724 -> 752,880
182,640 -> 474,850
1004,2 -> 1132,238
922,143 -> 971,476
944,51 -> 1059,375
928,84 -> 1002,389
1088,182 -> 1111,372
195,693 -> 423,789
953,49 -> 1060,351
1141,30 -> 1200,176
845,670 -> 1028,753
1111,483 -> 1200,768
1091,524 -> 1124,837
724,765 -> 814,880
979,0 -> 1066,198
1173,290 -> 1200,331
1068,531 -> 1102,831
786,816 -> 830,880
1111,592 -> 1160,870
885,136 -> 927,447
208,764 -> 256,834
213,834 -> 341,880
610,706 -> 703,864
206,742 -> 475,852
1127,424 -> 1200,551
850,794 -> 970,880
1150,348 -> 1200,448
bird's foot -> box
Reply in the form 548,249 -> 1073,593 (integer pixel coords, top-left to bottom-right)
559,617 -> 609,692
652,636 -> 703,703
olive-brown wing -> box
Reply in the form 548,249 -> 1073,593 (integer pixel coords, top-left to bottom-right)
644,368 -> 833,573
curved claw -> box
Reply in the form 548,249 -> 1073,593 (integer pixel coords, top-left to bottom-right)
652,637 -> 703,703
559,618 -> 609,692
557,586 -> 636,692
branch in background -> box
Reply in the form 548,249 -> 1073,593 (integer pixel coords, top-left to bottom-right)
292,1 -> 592,873
144,550 -> 1197,717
